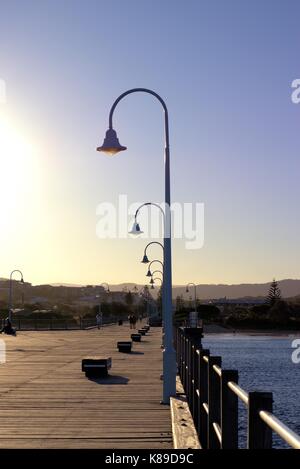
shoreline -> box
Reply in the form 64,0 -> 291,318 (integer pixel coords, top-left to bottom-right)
203,323 -> 300,337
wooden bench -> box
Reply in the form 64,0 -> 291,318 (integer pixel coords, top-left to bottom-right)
81,356 -> 112,377
131,333 -> 141,342
117,341 -> 132,353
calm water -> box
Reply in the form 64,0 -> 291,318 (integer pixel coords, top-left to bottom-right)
202,334 -> 300,449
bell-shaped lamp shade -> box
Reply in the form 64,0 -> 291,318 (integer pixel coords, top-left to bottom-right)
107,287 -> 110,293
186,287 -> 189,293
96,129 -> 127,156
21,278 -> 24,283
129,221 -> 143,235
150,277 -> 154,285
146,269 -> 152,277
141,254 -> 150,264
151,284 -> 155,289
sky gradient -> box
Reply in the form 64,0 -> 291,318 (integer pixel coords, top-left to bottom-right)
0,0 -> 300,286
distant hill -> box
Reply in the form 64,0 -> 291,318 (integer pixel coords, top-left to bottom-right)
49,279 -> 300,300
171,279 -> 300,300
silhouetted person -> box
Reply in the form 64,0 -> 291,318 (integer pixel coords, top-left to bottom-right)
96,313 -> 102,329
0,318 -> 16,336
132,315 -> 137,329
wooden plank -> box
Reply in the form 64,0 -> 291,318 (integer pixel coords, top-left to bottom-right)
0,324 -> 172,448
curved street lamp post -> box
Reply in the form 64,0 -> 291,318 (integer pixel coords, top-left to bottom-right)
151,277 -> 163,289
186,282 -> 198,315
146,259 -> 164,277
97,283 -> 110,323
8,270 -> 24,323
129,202 -> 165,235
97,88 -> 176,403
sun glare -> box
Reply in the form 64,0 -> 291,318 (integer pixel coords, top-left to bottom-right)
0,111 -> 38,235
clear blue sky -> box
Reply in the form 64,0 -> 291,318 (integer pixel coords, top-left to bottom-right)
0,0 -> 299,285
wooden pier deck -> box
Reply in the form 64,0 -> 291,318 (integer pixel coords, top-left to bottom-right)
0,324 -> 173,448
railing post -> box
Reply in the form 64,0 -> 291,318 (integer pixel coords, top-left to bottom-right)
181,331 -> 185,384
248,391 -> 273,449
187,339 -> 193,405
221,370 -> 239,448
208,356 -> 222,449
182,335 -> 187,389
191,344 -> 199,428
177,328 -> 180,369
183,327 -> 203,350
198,349 -> 210,448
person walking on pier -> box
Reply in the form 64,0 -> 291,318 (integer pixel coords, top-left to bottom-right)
96,312 -> 102,329
128,314 -> 133,329
132,314 -> 137,329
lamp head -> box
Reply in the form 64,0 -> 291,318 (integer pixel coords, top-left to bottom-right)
21,277 -> 24,284
129,221 -> 143,235
151,284 -> 154,290
141,254 -> 150,264
186,287 -> 189,293
150,277 -> 154,285
97,128 -> 127,156
146,269 -> 152,277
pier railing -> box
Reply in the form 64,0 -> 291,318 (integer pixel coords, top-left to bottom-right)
1,316 -> 125,331
174,326 -> 300,449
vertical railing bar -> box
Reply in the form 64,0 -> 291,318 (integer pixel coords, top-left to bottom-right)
208,355 -> 222,449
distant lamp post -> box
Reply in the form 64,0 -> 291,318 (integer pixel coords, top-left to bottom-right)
8,270 -> 24,322
146,259 -> 164,277
186,283 -> 198,314
97,88 -> 176,403
141,241 -> 164,264
151,270 -> 163,278
129,202 -> 164,236
152,277 -> 163,289
101,282 -> 110,293
150,270 -> 164,286
97,282 -> 110,318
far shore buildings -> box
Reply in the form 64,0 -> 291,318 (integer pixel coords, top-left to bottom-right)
0,280 -> 152,311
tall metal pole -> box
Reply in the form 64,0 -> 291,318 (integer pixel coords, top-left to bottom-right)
8,270 -> 24,323
106,89 -> 177,403
186,282 -> 197,313
98,282 -> 109,326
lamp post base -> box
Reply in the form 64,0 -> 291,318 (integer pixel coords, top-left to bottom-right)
162,346 -> 177,404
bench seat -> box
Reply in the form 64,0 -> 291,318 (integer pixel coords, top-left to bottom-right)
131,333 -> 141,342
117,341 -> 132,353
82,356 -> 112,377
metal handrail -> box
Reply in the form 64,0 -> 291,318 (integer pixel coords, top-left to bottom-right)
228,381 -> 249,405
213,364 -> 222,376
174,326 -> 300,449
213,422 -> 222,444
259,411 -> 300,449
203,403 -> 209,414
